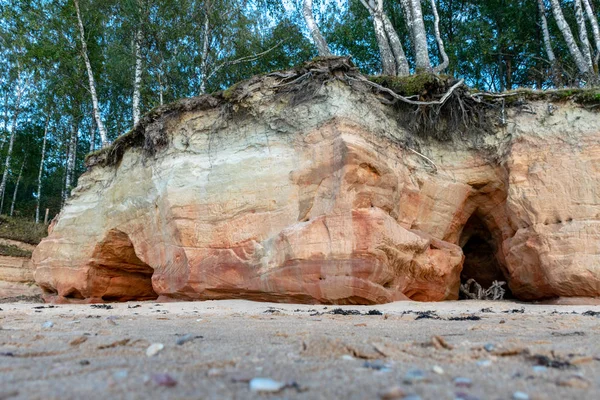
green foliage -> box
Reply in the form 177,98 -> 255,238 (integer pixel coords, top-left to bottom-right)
0,215 -> 48,245
368,73 -> 453,97
1,0 -> 600,222
0,243 -> 32,258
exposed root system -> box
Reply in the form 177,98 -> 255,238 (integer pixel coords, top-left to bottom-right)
85,56 -> 600,169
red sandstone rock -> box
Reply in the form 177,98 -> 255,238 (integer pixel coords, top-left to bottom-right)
31,69 -> 600,304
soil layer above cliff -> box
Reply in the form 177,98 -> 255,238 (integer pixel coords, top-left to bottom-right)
84,57 -> 600,170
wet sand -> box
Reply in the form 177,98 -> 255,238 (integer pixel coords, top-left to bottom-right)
1,300 -> 599,400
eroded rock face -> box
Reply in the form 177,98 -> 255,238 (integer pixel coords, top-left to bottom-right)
0,240 -> 42,300
32,65 -> 600,303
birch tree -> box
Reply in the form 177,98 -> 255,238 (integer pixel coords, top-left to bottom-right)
538,0 -> 562,85
360,0 -> 409,76
361,0 -> 397,75
538,0 -> 557,65
198,0 -> 213,94
381,13 -> 410,76
64,120 -> 79,202
303,0 -> 332,56
582,0 -> 600,66
430,0 -> 449,73
0,70 -> 26,214
35,115 -> 50,224
548,0 -> 593,77
132,8 -> 143,126
574,0 -> 593,69
399,0 -> 414,45
74,0 -> 110,147
408,0 -> 431,71
9,155 -> 26,217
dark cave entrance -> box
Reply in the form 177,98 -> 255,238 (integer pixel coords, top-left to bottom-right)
458,213 -> 512,299
90,230 -> 158,302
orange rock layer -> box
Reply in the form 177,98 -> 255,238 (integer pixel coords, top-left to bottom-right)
32,80 -> 600,304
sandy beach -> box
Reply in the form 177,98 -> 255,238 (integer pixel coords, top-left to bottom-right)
1,300 -> 599,400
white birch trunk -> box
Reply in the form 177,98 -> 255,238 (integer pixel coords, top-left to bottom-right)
9,156 -> 25,217
0,92 -> 9,153
409,0 -> 432,71
538,0 -> 557,63
199,5 -> 211,94
381,14 -> 410,76
74,0 -> 110,147
549,0 -> 592,75
64,121 -> 78,202
400,0 -> 415,45
0,74 -> 25,214
89,118 -> 95,153
157,65 -> 165,105
132,27 -> 143,126
361,0 -> 397,75
430,0 -> 449,73
582,0 -> 600,64
35,116 -> 49,224
303,0 -> 332,57
575,0 -> 594,69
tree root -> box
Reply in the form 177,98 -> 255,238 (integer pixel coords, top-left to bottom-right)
460,279 -> 506,300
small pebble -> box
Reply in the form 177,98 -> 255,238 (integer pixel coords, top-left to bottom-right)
249,378 -> 286,393
341,355 -> 355,361
476,360 -> 492,367
364,360 -> 391,371
403,369 -> 427,384
79,360 -> 90,366
176,334 -> 199,345
378,386 -> 405,400
532,366 -> 547,373
69,336 -> 88,346
146,343 -> 164,357
151,373 -> 177,387
42,321 -> 54,329
483,343 -> 495,352
402,395 -> 422,400
432,365 -> 444,375
512,391 -> 529,400
454,377 -> 472,388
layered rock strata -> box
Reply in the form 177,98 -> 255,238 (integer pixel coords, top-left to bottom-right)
33,60 -> 600,303
0,240 -> 42,300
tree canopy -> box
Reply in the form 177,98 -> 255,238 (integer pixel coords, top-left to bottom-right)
1,0 -> 599,221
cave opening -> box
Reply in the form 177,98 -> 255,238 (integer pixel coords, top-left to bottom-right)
90,230 -> 158,302
458,213 -> 512,300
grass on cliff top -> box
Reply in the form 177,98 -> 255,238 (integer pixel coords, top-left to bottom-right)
0,243 -> 32,258
368,73 -> 454,98
368,74 -> 600,107
471,87 -> 600,107
0,216 -> 48,245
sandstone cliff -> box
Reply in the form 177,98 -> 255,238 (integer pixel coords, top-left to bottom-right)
0,239 -> 42,301
32,58 -> 600,304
